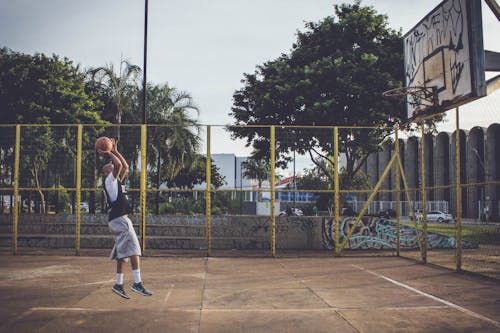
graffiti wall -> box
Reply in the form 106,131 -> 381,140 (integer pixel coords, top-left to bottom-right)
322,216 -> 477,250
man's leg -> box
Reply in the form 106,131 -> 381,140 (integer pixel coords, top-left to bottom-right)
112,259 -> 129,299
130,255 -> 140,271
117,258 -> 125,273
130,255 -> 152,296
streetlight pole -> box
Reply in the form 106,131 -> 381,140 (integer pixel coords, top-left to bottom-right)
142,0 -> 149,124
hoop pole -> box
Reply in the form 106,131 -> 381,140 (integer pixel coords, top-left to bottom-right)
395,129 -> 401,256
420,123 -> 427,264
455,108 -> 463,271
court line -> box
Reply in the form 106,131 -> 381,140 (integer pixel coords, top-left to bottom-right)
29,305 -> 450,313
31,307 -> 110,312
159,284 -> 175,313
351,264 -> 500,328
61,279 -> 115,288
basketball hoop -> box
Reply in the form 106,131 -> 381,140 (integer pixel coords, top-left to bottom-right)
383,86 -> 440,120
383,86 -> 439,106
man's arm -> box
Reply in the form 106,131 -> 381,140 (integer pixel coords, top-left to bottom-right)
111,139 -> 128,182
98,149 -> 122,180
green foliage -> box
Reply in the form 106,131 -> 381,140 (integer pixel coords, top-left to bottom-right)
229,2 -> 413,189
146,83 -> 201,187
242,155 -> 269,202
0,47 -> 211,214
47,185 -> 72,213
0,48 -> 103,124
296,161 -> 370,211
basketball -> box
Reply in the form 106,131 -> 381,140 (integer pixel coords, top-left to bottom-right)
95,136 -> 113,152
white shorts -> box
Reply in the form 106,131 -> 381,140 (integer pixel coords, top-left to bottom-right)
108,215 -> 142,260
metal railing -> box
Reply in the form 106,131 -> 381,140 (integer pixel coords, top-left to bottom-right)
0,122 -> 499,280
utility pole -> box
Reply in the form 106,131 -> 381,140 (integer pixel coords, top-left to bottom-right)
142,0 -> 149,124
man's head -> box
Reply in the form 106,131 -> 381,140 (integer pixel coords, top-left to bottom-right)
102,163 -> 114,178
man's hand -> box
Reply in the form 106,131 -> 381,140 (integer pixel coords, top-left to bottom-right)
111,138 -> 118,154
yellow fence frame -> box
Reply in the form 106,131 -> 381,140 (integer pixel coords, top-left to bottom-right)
2,122 -> 474,268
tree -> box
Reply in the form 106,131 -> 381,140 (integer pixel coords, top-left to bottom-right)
0,48 -> 102,124
145,83 -> 202,214
0,48 -> 104,213
165,156 -> 225,189
296,160 -> 370,212
229,2 -> 409,197
87,59 -> 141,139
242,156 -> 270,202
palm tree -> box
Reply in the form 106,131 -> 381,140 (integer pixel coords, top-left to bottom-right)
147,83 -> 201,214
88,59 -> 141,140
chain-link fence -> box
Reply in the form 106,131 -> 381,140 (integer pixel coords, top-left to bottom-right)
0,123 -> 499,279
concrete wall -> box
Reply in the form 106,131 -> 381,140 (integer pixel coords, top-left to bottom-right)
365,123 -> 499,220
0,214 -> 472,250
378,143 -> 392,202
434,132 -> 450,202
485,124 -> 500,220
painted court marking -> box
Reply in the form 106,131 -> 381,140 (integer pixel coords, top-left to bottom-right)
159,284 -> 175,313
61,279 -> 115,288
351,264 -> 500,328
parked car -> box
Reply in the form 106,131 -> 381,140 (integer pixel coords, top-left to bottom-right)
80,202 -> 89,213
279,207 -> 303,216
420,210 -> 453,223
341,207 -> 356,216
378,208 -> 396,219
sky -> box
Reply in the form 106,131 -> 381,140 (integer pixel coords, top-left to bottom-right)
0,0 -> 498,162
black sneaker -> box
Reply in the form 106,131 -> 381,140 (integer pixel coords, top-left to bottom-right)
131,282 -> 152,296
112,284 -> 130,299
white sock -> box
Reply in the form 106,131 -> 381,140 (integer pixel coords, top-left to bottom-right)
132,269 -> 141,284
116,273 -> 124,285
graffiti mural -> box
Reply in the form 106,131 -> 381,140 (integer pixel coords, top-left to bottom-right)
322,216 -> 477,250
404,0 -> 475,118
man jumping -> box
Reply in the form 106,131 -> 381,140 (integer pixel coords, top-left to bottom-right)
98,139 -> 152,299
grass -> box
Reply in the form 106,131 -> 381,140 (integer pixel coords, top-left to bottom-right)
401,221 -> 500,245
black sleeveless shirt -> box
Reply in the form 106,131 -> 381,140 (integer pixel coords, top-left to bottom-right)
103,176 -> 132,221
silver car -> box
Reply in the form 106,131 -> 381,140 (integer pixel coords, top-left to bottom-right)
423,210 -> 453,223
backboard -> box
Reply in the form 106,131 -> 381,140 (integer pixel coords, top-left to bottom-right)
404,0 -> 486,120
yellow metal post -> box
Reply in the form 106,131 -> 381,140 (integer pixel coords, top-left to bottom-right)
140,124 -> 147,253
420,123 -> 427,264
12,125 -> 20,255
396,155 -> 424,254
455,108 -> 463,271
75,125 -> 82,255
333,127 -> 340,256
338,154 -> 398,252
395,130 -> 401,256
270,126 -> 276,257
206,125 -> 211,257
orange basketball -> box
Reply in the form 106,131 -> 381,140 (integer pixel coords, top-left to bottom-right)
95,136 -> 113,152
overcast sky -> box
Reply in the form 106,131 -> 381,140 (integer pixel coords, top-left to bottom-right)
0,0 -> 498,159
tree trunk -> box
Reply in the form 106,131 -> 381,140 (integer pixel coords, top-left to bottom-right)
155,151 -> 161,215
31,166 -> 45,214
258,180 -> 263,202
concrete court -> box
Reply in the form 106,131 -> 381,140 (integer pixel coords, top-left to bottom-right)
0,252 -> 500,333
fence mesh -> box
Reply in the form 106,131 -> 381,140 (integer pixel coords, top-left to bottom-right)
0,124 -> 498,280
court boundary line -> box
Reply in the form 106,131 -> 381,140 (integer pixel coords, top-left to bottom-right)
351,264 -> 500,328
